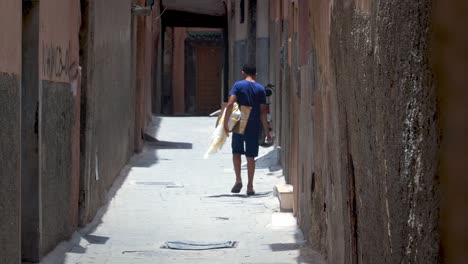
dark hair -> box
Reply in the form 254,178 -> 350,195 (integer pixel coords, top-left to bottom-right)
242,64 -> 256,76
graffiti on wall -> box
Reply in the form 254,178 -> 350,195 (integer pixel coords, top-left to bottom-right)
42,41 -> 78,81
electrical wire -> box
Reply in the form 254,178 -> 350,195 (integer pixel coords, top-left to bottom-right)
155,7 -> 167,21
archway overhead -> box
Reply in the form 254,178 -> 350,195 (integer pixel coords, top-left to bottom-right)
161,0 -> 226,16
161,10 -> 227,28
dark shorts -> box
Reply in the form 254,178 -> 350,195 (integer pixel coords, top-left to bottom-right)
232,122 -> 260,158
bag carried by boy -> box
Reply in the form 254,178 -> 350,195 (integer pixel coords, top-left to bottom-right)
231,105 -> 252,134
215,103 -> 252,135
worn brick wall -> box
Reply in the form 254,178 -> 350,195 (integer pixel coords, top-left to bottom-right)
268,0 -> 441,263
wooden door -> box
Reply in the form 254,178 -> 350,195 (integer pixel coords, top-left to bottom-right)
195,46 -> 222,114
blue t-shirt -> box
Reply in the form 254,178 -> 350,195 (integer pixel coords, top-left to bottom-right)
229,80 -> 266,122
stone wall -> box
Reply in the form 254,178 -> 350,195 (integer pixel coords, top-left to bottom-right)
266,1 -> 441,263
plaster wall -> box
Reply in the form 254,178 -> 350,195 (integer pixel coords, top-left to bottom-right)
173,28 -> 187,114
21,2 -> 40,261
134,0 -> 155,151
330,1 -> 439,262
152,3 -> 163,114
38,0 -> 81,256
265,0 -> 441,263
79,0 -> 134,225
0,1 -> 22,74
434,0 -> 468,262
255,0 -> 269,86
0,73 -> 21,263
0,5 -> 22,258
0,2 -> 21,263
229,0 -> 248,86
162,27 -> 174,114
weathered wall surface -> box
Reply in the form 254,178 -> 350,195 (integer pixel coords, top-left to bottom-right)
264,0 -> 441,263
39,80 -> 75,254
152,3 -> 163,115
79,0 -> 135,225
434,0 -> 468,262
38,0 -> 81,256
0,0 -> 156,259
79,0 -> 155,226
228,0 -> 270,93
0,2 -> 22,74
331,1 -> 439,263
21,2 -> 41,261
173,27 -> 187,114
162,27 -> 174,114
255,0 -> 269,86
0,4 -> 22,263
228,0 -> 248,86
134,0 -> 155,151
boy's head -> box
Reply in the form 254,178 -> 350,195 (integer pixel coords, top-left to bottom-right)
242,64 -> 257,77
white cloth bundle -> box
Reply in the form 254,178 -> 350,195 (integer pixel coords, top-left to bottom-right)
203,104 -> 241,159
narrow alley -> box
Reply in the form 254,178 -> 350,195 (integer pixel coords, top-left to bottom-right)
1,0 -> 468,264
41,117 -> 325,264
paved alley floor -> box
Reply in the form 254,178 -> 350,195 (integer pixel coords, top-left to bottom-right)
42,117 -> 325,264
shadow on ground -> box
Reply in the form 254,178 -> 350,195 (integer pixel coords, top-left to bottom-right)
147,140 -> 193,150
205,191 -> 273,199
242,147 -> 280,170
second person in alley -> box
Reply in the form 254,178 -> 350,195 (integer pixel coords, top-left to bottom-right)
224,64 -> 272,196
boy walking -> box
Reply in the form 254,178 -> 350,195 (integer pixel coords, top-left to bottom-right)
224,64 -> 271,195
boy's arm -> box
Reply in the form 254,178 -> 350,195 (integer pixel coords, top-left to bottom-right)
224,95 -> 237,133
260,104 -> 272,142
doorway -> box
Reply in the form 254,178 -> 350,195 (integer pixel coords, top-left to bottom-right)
195,46 -> 223,114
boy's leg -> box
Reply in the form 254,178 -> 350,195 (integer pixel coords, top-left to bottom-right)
233,154 -> 242,183
246,157 -> 256,191
244,125 -> 260,194
231,133 -> 245,193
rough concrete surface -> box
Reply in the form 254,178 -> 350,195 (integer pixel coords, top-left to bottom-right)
80,0 -> 135,226
41,117 -> 326,264
40,80 -> 75,256
22,2 -> 41,261
0,73 -> 21,264
260,1 -> 441,263
434,0 -> 468,262
0,0 -> 21,74
255,37 -> 270,86
233,40 -> 247,80
331,1 -> 440,263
